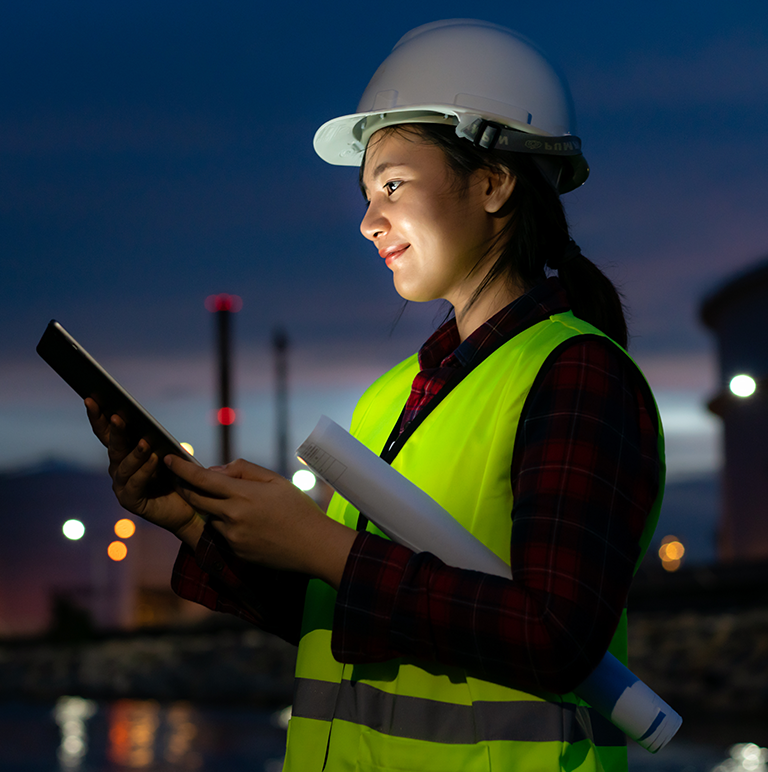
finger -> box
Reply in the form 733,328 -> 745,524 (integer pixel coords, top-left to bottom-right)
173,483 -> 229,520
210,458 -> 280,482
123,451 -> 160,496
106,414 -> 140,464
207,516 -> 229,539
112,439 -> 155,489
85,398 -> 111,448
165,455 -> 243,497
108,449 -> 161,513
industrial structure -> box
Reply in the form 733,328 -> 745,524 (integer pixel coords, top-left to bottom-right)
0,300 -> 337,637
701,256 -> 768,562
0,461 -> 208,635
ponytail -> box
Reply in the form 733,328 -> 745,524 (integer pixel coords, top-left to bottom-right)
488,152 -> 630,350
551,241 -> 629,349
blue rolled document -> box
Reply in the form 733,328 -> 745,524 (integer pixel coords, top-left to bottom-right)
297,416 -> 682,753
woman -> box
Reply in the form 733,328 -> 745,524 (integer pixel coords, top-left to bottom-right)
87,20 -> 664,772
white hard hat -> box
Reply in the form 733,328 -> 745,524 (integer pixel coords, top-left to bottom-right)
314,19 -> 588,193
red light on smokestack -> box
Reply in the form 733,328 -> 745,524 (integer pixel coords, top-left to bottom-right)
205,294 -> 243,313
217,407 -> 236,426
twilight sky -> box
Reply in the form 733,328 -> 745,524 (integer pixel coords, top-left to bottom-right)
2,1 -> 767,477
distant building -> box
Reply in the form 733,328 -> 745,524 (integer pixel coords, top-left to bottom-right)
0,460 -> 211,637
0,458 -> 333,638
701,257 -> 768,562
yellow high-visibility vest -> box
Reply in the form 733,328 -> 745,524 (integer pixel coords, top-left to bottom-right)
285,312 -> 665,772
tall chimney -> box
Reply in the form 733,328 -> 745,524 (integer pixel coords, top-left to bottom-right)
273,327 -> 289,478
206,294 -> 242,465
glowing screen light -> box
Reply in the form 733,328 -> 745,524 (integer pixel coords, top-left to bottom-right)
658,535 -> 685,572
114,518 -> 136,539
292,469 -> 317,491
63,519 -> 85,540
729,374 -> 757,398
180,442 -> 195,456
107,541 -> 128,561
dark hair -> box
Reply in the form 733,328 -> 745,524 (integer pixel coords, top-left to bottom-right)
360,123 -> 629,349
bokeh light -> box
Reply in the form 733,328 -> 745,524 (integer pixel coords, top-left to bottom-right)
712,742 -> 768,771
729,374 -> 757,398
62,519 -> 85,540
108,700 -> 160,768
54,696 -> 97,768
114,519 -> 136,539
217,407 -> 236,426
205,294 -> 243,313
659,535 -> 685,572
107,541 -> 128,561
292,469 -> 317,491
180,442 -> 195,456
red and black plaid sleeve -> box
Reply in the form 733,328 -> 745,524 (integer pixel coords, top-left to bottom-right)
172,523 -> 309,645
331,336 -> 661,694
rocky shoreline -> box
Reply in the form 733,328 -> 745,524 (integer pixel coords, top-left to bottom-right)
0,620 -> 296,708
628,606 -> 768,746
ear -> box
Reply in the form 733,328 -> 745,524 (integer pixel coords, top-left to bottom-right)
480,168 -> 516,214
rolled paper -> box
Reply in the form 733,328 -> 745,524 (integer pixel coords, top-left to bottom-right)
297,415 -> 682,753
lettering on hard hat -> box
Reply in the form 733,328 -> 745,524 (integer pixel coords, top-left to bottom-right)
525,138 -> 580,154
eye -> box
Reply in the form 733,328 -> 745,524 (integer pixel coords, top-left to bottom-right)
384,180 -> 402,195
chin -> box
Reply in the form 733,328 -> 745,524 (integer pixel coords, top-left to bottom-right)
393,280 -> 436,304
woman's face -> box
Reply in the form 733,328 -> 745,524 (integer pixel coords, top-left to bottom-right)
359,129 -> 511,310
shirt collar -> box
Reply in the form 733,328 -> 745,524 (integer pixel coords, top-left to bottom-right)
417,277 -> 571,371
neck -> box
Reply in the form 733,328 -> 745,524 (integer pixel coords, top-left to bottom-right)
453,280 -> 525,341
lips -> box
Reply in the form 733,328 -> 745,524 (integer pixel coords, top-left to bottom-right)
379,244 -> 409,266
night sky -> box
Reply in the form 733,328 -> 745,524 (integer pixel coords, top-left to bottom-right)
2,1 -> 768,475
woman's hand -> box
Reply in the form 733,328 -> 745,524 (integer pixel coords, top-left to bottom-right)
85,398 -> 203,547
165,455 -> 357,589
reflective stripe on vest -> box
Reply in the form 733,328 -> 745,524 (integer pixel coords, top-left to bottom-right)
284,313 -> 665,772
292,677 -> 626,747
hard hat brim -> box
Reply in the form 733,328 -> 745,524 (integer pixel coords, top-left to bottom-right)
315,105 -> 538,167
313,106 -> 588,193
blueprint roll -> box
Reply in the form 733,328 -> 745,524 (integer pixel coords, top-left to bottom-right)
296,416 -> 511,576
576,654 -> 682,753
296,415 -> 682,753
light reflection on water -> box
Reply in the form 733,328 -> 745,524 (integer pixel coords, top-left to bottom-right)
1,697 -> 767,772
712,743 -> 768,771
627,740 -> 768,772
54,697 -> 204,770
54,697 -> 96,769
0,697 -> 288,771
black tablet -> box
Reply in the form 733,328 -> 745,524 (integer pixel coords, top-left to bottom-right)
36,320 -> 202,467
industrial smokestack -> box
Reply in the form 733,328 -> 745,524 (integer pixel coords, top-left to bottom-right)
273,327 -> 289,478
206,294 -> 242,465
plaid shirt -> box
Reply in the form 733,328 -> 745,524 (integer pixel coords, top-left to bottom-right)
172,278 -> 661,694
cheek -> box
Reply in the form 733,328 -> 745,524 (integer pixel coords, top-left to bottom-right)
406,201 -> 452,250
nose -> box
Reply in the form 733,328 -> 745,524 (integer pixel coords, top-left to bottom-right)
360,200 -> 388,242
